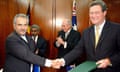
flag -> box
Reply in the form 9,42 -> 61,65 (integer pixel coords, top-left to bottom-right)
72,0 -> 77,30
26,3 -> 31,34
33,65 -> 40,72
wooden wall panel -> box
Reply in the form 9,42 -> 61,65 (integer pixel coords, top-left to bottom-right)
104,0 -> 120,23
0,0 -> 8,67
76,0 -> 90,32
0,0 -> 29,68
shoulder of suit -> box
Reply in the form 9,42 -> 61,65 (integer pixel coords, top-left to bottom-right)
6,32 -> 20,41
7,32 -> 17,38
71,29 -> 80,34
36,36 -> 45,41
107,21 -> 120,29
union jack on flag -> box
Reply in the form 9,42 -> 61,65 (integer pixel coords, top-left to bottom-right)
72,0 -> 77,30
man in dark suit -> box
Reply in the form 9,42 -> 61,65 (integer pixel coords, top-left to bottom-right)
54,19 -> 81,70
30,24 -> 47,57
3,13 -> 54,72
53,1 -> 120,72
54,19 -> 81,58
30,24 -> 47,72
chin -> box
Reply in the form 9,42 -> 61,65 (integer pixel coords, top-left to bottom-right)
92,21 -> 98,24
20,33 -> 26,35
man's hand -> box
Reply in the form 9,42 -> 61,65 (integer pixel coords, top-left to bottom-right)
51,59 -> 65,69
56,37 -> 65,45
96,58 -> 112,69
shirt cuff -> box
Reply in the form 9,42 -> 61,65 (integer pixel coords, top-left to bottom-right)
109,63 -> 112,66
56,41 -> 61,47
64,41 -> 67,49
44,59 -> 52,67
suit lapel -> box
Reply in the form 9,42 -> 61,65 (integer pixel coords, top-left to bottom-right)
14,32 -> 35,52
89,26 -> 95,48
66,29 -> 73,41
26,36 -> 35,51
97,21 -> 111,48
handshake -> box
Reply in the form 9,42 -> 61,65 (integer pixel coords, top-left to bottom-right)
50,58 -> 65,69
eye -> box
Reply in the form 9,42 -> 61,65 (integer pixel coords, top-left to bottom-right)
17,24 -> 22,26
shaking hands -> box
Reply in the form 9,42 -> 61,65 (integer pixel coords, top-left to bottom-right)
51,58 -> 65,69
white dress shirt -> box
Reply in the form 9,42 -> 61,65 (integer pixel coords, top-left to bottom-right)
94,20 -> 105,37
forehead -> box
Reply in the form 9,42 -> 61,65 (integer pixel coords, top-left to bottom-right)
31,28 -> 38,30
16,17 -> 27,23
62,21 -> 68,26
89,5 -> 102,12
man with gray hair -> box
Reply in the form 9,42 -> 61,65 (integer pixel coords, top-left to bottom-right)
3,13 -> 54,72
54,19 -> 81,71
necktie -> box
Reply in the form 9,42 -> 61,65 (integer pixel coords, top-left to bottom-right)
65,32 -> 69,39
95,26 -> 100,47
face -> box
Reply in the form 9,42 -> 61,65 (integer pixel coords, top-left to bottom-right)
31,28 -> 39,36
89,5 -> 107,25
61,21 -> 71,32
14,17 -> 28,35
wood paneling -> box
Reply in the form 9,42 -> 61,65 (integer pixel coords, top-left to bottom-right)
104,0 -> 120,23
0,0 -> 29,68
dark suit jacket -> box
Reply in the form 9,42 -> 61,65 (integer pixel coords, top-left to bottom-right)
4,31 -> 45,72
36,36 -> 47,57
54,29 -> 81,58
63,21 -> 120,72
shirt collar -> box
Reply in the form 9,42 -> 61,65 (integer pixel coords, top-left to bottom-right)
66,28 -> 71,34
21,35 -> 28,42
95,20 -> 105,30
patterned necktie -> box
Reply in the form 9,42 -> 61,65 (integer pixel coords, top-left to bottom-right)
95,26 -> 100,48
33,36 -> 36,45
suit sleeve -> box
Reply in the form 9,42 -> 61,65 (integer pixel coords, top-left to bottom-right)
6,37 -> 46,66
63,31 -> 85,65
109,27 -> 120,67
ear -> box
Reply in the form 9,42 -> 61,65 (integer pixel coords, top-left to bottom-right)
13,24 -> 16,29
103,10 -> 107,16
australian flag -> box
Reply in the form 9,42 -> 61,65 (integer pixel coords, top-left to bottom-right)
72,0 -> 77,31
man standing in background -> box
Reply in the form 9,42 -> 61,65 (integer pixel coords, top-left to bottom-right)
30,24 -> 47,72
54,19 -> 81,71
31,24 -> 47,57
